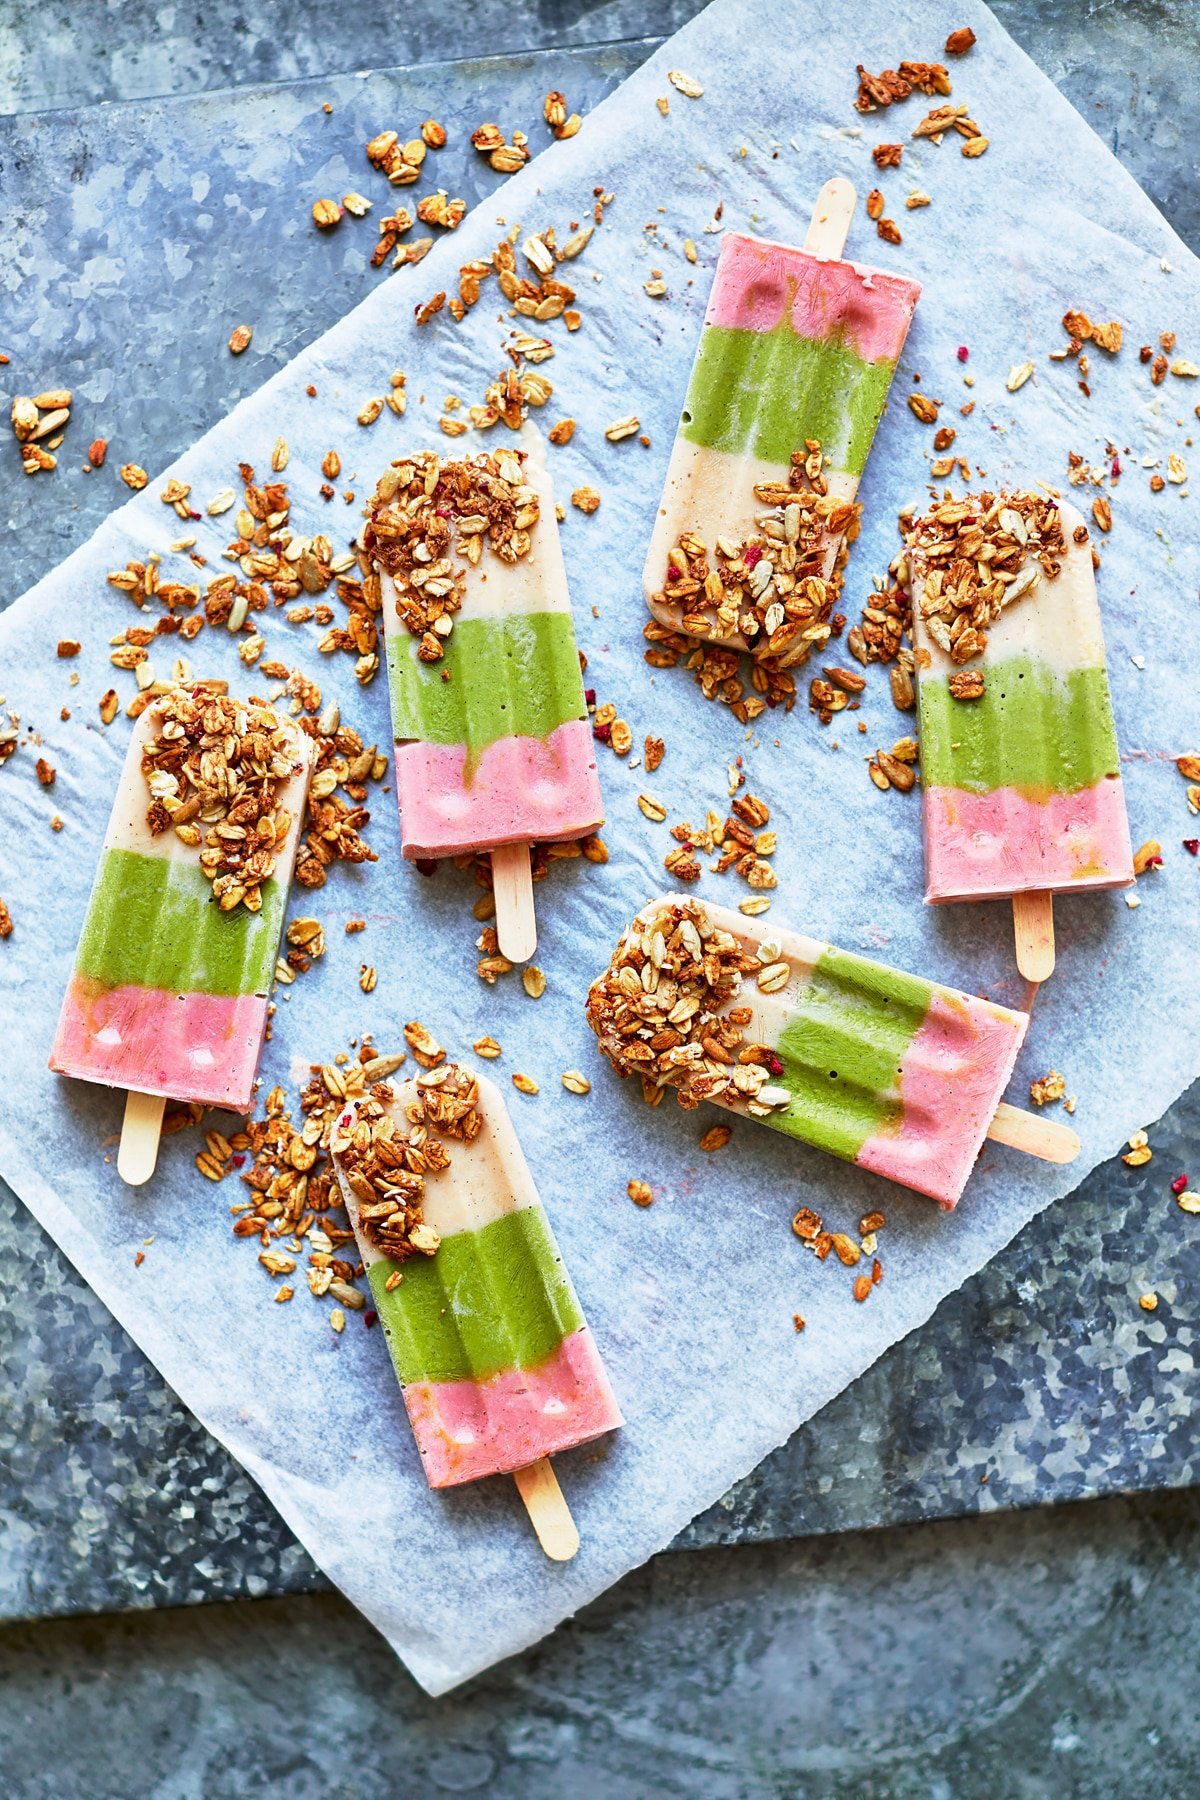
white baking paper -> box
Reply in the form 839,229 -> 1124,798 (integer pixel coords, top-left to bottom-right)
2,0 -> 1198,1693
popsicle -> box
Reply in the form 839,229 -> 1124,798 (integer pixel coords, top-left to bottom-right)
643,179 -> 921,671
907,491 -> 1134,980
586,896 -> 1079,1210
364,428 -> 602,962
50,684 -> 312,1183
330,1063 -> 622,1558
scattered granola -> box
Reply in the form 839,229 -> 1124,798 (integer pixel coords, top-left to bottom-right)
543,91 -> 582,139
192,1045 -> 407,1313
627,1178 -> 654,1206
1123,1129 -> 1152,1168
228,325 -> 254,355
0,898 -> 11,938
660,789 -> 777,890
667,69 -> 704,98
469,122 -> 530,172
11,389 -> 73,473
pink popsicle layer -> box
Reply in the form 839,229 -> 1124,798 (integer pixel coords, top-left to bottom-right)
403,1325 -> 624,1488
396,718 -> 603,859
704,231 -> 922,363
924,778 -> 1135,904
51,976 -> 267,1112
855,991 -> 1028,1209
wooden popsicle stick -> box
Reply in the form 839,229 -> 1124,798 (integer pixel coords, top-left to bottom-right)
512,1458 -> 580,1561
117,1090 -> 166,1186
1013,890 -> 1055,983
802,176 -> 856,260
492,840 -> 537,963
986,1101 -> 1079,1164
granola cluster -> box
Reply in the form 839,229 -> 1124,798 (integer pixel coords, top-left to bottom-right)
330,1067 -> 480,1263
142,687 -> 304,914
906,491 -> 1072,665
10,386 -> 72,476
854,60 -> 952,110
331,1064 -> 483,1259
106,462 -> 382,688
585,900 -> 793,1117
650,446 -> 861,670
364,448 -> 538,659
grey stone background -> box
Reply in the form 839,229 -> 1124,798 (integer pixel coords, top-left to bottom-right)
2,1 -> 1198,1792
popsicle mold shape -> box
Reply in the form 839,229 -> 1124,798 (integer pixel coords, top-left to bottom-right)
330,1064 -> 622,1489
586,895 -> 1030,1210
50,688 -> 311,1112
644,231 -> 920,664
907,491 -> 1135,902
365,430 -> 603,860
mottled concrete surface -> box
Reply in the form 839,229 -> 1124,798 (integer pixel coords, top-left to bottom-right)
2,1 -> 1199,1788
3,1489 -> 1199,1795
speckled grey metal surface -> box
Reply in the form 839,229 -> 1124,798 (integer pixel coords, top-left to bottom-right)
3,1487 -> 1200,1794
2,0 -> 1198,1652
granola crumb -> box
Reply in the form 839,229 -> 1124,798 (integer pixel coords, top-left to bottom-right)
628,1178 -> 654,1206
1029,1070 -> 1066,1107
793,1313 -> 806,1331
699,1124 -> 732,1152
0,898 -> 12,938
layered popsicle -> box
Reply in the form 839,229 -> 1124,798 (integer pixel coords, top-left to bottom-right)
907,491 -> 1134,903
51,685 -> 311,1112
365,430 -> 602,861
586,895 -> 1031,1209
330,1063 -> 622,1489
643,228 -> 921,665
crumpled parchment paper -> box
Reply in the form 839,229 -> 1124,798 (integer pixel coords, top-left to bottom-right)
1,0 -> 1198,1694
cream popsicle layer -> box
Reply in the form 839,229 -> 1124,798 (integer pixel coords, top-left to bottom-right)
586,896 -> 1029,1209
908,492 -> 1134,903
366,430 -> 602,860
50,690 -> 311,1112
330,1065 -> 622,1489
644,231 -> 921,661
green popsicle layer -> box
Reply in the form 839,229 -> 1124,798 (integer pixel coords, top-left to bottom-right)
679,323 -> 897,475
766,947 -> 936,1162
368,1203 -> 585,1385
918,656 -> 1121,798
387,609 -> 586,764
74,847 -> 285,996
